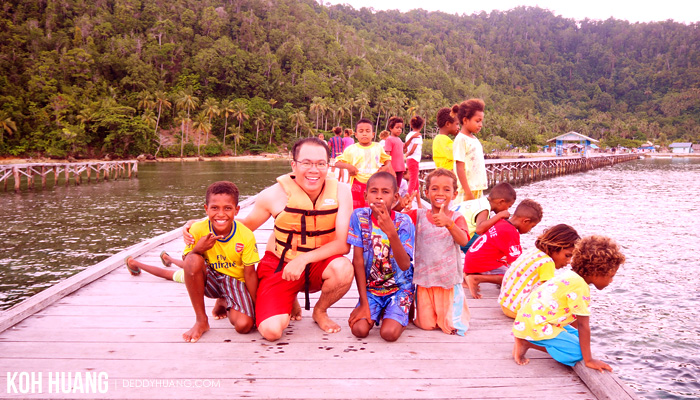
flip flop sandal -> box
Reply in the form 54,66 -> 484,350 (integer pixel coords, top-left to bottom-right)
125,256 -> 140,275
159,251 -> 172,267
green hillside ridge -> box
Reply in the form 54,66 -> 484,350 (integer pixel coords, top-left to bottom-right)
0,0 -> 698,158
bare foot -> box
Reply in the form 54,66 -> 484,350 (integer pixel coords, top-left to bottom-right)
465,275 -> 482,299
290,299 -> 302,321
312,308 -> 341,333
513,338 -> 531,365
212,298 -> 227,320
182,320 -> 210,343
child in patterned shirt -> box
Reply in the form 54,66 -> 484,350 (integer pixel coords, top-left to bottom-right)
347,172 -> 415,342
512,235 -> 625,371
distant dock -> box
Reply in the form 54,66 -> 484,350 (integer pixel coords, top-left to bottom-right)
0,195 -> 639,399
416,154 -> 639,189
0,161 -> 138,193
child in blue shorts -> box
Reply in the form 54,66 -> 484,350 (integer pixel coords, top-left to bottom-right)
512,235 -> 625,371
347,171 -> 415,342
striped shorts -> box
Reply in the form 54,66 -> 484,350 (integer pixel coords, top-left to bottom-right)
204,269 -> 254,318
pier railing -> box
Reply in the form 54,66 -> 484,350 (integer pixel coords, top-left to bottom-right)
418,154 -> 638,192
1,160 -> 138,193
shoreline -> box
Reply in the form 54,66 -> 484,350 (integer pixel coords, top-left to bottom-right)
0,153 -> 291,165
2,151 -> 696,166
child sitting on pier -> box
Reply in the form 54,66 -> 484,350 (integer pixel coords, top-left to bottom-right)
463,199 -> 543,299
181,181 -> 260,342
334,118 -> 393,209
452,182 -> 516,252
513,235 -> 625,371
407,168 -> 471,335
347,172 -> 415,342
498,224 -> 580,318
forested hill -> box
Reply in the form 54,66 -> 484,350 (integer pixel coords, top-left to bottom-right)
1,0 -> 698,158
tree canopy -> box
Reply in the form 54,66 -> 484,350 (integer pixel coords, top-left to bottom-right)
0,0 -> 698,158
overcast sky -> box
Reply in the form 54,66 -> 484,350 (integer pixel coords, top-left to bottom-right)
322,0 -> 699,24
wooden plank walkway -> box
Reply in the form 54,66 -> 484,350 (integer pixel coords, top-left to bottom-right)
0,192 -> 638,399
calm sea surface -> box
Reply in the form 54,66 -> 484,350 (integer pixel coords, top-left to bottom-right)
1,157 -> 699,399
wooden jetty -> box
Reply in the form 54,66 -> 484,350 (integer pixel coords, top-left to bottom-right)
417,154 -> 639,190
0,161 -> 138,193
0,196 -> 639,399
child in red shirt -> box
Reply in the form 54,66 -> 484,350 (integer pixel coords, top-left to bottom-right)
464,199 -> 543,299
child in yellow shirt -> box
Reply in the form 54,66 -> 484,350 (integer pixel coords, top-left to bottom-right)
512,236 -> 625,371
334,118 -> 392,209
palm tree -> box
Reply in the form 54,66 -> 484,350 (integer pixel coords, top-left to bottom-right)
136,91 -> 154,111
0,111 -> 17,143
232,99 -> 249,147
202,97 -> 220,144
337,101 -> 350,127
174,110 -> 190,159
153,90 -> 172,157
219,99 -> 235,148
141,109 -> 156,128
252,112 -> 266,145
289,110 -> 306,138
309,97 -> 323,129
192,112 -> 211,158
356,92 -> 371,120
268,115 -> 281,145
227,126 -> 242,156
174,88 -> 199,142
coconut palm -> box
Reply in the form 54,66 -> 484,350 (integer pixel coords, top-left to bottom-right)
136,91 -> 154,111
202,97 -> 220,144
309,97 -> 324,129
153,90 -> 172,157
174,88 -> 199,141
192,112 -> 211,158
232,99 -> 249,147
174,110 -> 190,159
252,111 -> 266,145
219,99 -> 235,148
356,92 -> 371,120
268,114 -> 281,145
141,109 -> 156,128
289,110 -> 306,138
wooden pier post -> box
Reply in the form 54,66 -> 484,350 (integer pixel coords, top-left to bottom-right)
41,166 -> 47,188
13,166 -> 20,193
87,165 -> 91,183
27,167 -> 34,189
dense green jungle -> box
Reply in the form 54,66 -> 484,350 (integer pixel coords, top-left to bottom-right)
0,0 -> 698,159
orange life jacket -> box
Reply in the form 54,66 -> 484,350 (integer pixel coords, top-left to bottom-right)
273,174 -> 339,264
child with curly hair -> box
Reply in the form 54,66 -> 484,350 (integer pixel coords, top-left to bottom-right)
512,235 -> 625,371
498,224 -> 580,318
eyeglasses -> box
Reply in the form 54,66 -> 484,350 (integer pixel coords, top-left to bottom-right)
295,160 -> 328,169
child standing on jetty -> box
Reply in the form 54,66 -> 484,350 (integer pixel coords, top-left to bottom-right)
464,199 -> 543,299
384,116 -> 406,183
347,172 -> 415,342
432,108 -> 459,171
407,169 -> 471,335
498,224 -> 580,318
453,182 -> 516,252
452,99 -> 488,202
181,181 -> 260,342
404,115 -> 424,197
335,118 -> 392,209
513,235 -> 625,371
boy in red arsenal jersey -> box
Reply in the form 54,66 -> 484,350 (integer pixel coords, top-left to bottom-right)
463,199 -> 543,299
